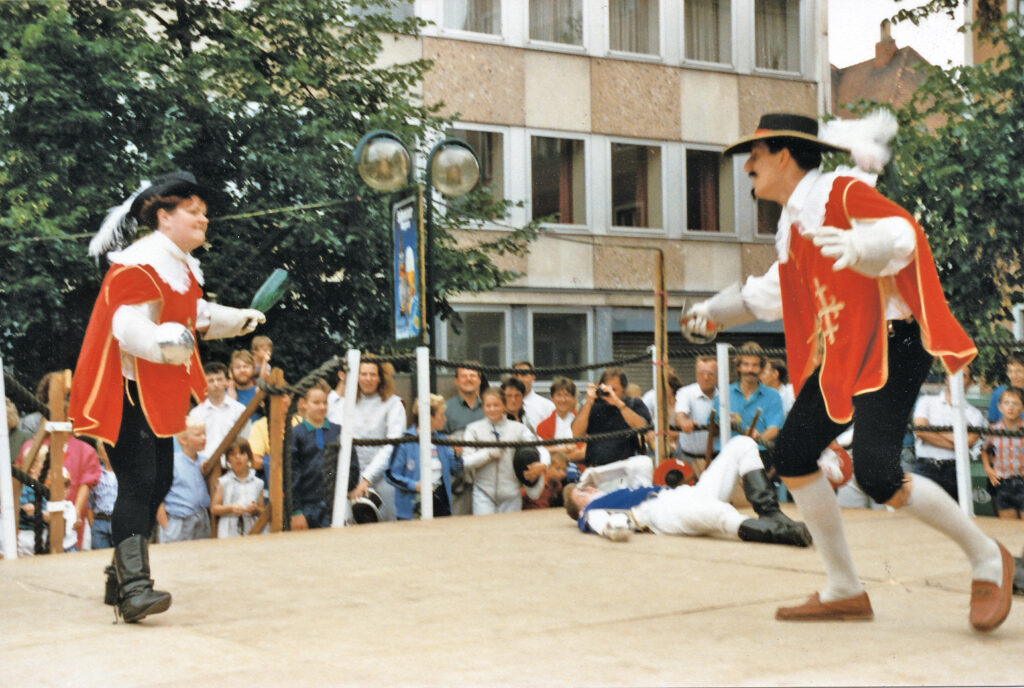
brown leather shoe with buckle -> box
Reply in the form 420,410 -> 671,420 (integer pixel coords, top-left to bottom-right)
776,591 -> 874,621
970,541 -> 1014,633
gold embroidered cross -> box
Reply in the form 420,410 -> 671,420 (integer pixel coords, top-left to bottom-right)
813,278 -> 845,346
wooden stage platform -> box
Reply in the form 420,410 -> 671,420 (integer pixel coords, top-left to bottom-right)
2,505 -> 1022,687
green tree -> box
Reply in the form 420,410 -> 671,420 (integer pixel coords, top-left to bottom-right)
874,13 -> 1024,352
0,0 -> 537,387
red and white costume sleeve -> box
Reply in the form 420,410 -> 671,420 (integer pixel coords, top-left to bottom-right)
69,232 -> 208,444
739,169 -> 976,423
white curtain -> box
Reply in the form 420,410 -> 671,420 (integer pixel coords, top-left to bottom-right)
755,0 -> 790,70
610,0 -> 657,54
685,0 -> 725,63
530,0 -> 583,44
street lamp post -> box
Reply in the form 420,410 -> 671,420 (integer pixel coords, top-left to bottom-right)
354,131 -> 480,387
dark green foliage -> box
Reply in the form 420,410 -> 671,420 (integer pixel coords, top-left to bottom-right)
0,0 -> 537,386
844,11 -> 1024,379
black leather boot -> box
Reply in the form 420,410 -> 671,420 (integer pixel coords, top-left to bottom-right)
738,517 -> 812,547
740,469 -> 812,546
114,535 -> 172,623
104,558 -> 118,606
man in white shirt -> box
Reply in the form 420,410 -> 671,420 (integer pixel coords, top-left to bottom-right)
674,356 -> 718,462
913,374 -> 985,502
187,361 -> 249,462
513,361 -> 555,430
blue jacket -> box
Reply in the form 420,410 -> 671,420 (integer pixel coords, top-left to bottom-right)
386,427 -> 461,520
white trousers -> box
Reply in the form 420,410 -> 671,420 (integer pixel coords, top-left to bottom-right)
632,436 -> 762,538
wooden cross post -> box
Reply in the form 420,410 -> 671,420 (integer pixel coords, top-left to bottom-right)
47,370 -> 71,554
267,368 -> 286,533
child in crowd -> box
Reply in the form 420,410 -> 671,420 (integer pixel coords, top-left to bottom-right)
983,386 -> 1024,519
158,417 -> 211,543
228,349 -> 259,408
386,394 -> 461,520
188,361 -> 248,462
987,352 -> 1024,422
251,335 -> 274,379
523,451 -> 570,510
463,387 -> 545,515
88,442 -> 118,549
290,379 -> 358,529
211,438 -> 264,537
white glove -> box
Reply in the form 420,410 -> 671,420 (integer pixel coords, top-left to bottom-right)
203,303 -> 266,340
680,283 -> 753,343
810,225 -> 896,277
681,302 -> 716,343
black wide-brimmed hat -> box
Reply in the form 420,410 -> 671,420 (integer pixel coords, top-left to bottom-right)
89,170 -> 212,263
128,171 -> 211,222
723,113 -> 850,157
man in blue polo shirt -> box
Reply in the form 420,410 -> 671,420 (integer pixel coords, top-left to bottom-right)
714,342 -> 784,453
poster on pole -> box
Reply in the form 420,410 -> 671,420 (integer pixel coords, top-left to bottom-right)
392,194 -> 423,345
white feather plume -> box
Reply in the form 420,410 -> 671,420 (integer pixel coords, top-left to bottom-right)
88,180 -> 151,265
818,110 -> 899,173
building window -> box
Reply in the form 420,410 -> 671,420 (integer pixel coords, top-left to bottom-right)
448,128 -> 504,201
446,310 -> 507,367
531,136 -> 586,225
685,0 -> 731,63
686,149 -> 722,232
611,143 -> 662,229
444,0 -> 501,35
755,0 -> 800,71
609,0 -> 659,55
530,0 -> 583,45
532,312 -> 588,370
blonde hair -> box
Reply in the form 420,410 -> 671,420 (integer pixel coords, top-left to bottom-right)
411,393 -> 446,425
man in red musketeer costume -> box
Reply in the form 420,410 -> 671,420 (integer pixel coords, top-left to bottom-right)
682,113 -> 1013,632
69,172 -> 265,623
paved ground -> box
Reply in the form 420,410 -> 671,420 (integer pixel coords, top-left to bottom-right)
2,505 -> 1022,687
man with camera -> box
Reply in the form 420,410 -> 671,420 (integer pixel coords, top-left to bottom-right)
571,367 -> 652,467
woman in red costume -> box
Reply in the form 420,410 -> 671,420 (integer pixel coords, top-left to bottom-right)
682,113 -> 1013,633
69,172 -> 265,622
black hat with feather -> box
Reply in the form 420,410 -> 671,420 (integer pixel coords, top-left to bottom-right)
89,171 -> 211,265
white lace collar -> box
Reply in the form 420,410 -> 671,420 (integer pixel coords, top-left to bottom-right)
775,166 -> 877,263
107,231 -> 204,294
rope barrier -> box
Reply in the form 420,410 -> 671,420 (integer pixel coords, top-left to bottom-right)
3,370 -> 49,419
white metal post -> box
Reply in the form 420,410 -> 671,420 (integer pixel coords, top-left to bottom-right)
949,369 -> 974,517
717,342 -> 731,447
0,358 -> 17,559
332,349 -> 362,527
416,347 -> 434,520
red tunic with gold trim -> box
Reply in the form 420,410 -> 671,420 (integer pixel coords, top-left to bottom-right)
778,176 -> 976,423
69,263 -> 207,444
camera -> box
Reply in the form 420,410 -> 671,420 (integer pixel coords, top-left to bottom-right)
596,388 -> 609,398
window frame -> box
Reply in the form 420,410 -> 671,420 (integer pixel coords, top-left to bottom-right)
526,306 -> 595,381
607,136 -> 667,235
445,122 -> 512,211
681,143 -> 735,237
750,0 -> 803,76
526,0 -> 588,52
607,0 -> 663,59
528,129 -> 591,232
439,0 -> 507,41
439,304 -> 513,369
681,0 -> 736,69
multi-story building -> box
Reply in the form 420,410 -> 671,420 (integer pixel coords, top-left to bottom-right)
379,1 -> 830,388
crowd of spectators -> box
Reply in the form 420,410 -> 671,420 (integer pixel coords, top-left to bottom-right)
7,336 -> 1024,557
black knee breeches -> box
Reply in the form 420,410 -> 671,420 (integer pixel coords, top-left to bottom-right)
770,319 -> 934,504
105,381 -> 174,545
